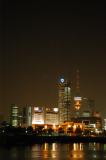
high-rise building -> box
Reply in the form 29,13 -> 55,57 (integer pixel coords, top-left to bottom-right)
74,70 -> 82,111
104,119 -> 106,130
58,78 -> 71,124
45,107 -> 59,125
22,106 -> 32,127
10,104 -> 19,127
82,97 -> 95,116
32,107 -> 44,125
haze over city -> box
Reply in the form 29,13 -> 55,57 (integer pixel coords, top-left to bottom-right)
0,2 -> 105,120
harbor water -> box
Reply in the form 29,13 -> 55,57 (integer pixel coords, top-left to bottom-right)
0,142 -> 106,160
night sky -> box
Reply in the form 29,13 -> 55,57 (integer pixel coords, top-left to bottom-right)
0,2 -> 106,120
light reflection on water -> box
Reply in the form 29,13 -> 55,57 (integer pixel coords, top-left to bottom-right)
71,143 -> 84,159
0,143 -> 106,159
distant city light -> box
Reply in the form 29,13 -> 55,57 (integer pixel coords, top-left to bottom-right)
74,96 -> 82,101
32,119 -> 44,124
53,108 -> 58,112
34,107 -> 39,111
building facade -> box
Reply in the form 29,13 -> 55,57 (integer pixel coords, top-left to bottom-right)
32,107 -> 44,125
58,78 -> 71,124
45,107 -> 59,125
10,104 -> 19,127
22,106 -> 32,127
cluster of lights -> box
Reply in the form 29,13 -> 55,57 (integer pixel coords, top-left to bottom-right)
74,96 -> 82,110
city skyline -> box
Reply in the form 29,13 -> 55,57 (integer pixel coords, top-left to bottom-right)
0,2 -> 106,119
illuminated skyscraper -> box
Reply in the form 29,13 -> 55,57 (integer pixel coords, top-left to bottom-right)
22,106 -> 32,127
32,107 -> 44,125
58,78 -> 71,124
74,70 -> 82,112
45,107 -> 59,125
10,104 -> 19,127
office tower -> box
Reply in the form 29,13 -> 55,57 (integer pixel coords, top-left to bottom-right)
32,107 -> 44,126
10,104 -> 19,127
58,78 -> 71,124
82,97 -> 95,116
104,119 -> 106,130
22,106 -> 32,127
88,98 -> 95,115
45,107 -> 59,125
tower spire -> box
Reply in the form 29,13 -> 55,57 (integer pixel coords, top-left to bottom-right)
76,69 -> 80,96
74,69 -> 82,111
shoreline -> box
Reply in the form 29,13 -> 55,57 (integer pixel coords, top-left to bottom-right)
1,134 -> 106,146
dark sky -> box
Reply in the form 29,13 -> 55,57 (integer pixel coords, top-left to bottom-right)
0,2 -> 106,120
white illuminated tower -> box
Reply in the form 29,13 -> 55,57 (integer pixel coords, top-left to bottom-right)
58,78 -> 71,124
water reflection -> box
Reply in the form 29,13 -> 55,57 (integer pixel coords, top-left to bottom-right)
73,143 -> 83,151
71,143 -> 84,159
1,143 -> 106,159
104,144 -> 106,150
31,143 -> 85,159
42,143 -> 57,159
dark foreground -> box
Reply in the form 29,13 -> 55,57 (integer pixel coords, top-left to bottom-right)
1,134 -> 106,146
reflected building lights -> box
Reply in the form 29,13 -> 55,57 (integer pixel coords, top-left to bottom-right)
29,143 -> 106,159
52,143 -> 56,151
51,143 -> 57,159
43,144 -> 49,159
44,143 -> 48,151
73,143 -> 83,151
43,143 -> 57,159
72,143 -> 84,159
